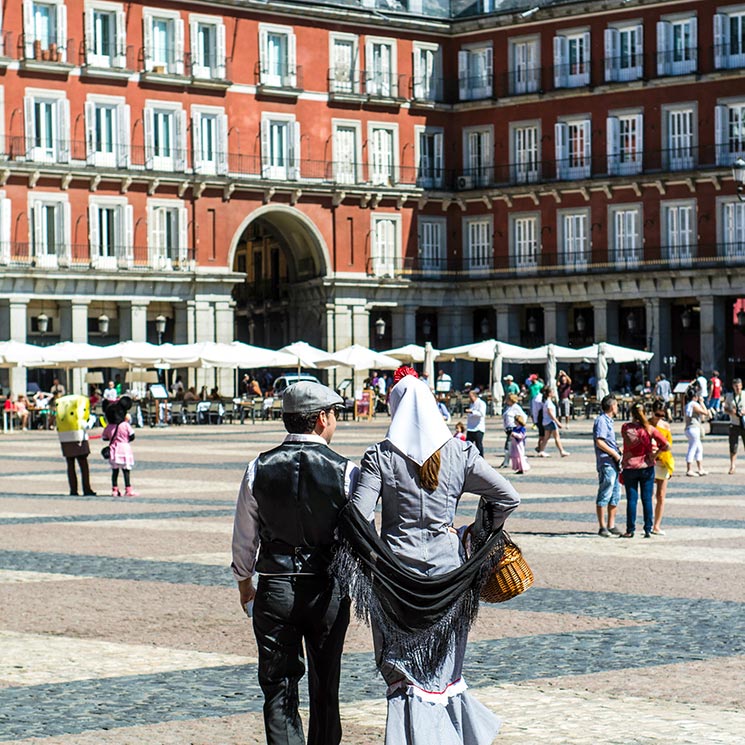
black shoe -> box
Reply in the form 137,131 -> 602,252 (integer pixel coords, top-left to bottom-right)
620,532 -> 634,538
83,490 -> 97,496
69,491 -> 79,496
609,526 -> 622,536
643,531 -> 651,538
598,528 -> 611,537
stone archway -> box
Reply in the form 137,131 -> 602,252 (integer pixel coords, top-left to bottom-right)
230,206 -> 330,348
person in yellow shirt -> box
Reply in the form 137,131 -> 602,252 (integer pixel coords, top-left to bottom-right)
649,398 -> 675,536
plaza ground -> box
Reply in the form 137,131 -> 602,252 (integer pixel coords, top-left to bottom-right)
1,418 -> 744,744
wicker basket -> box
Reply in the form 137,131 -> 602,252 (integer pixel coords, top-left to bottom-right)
480,541 -> 534,603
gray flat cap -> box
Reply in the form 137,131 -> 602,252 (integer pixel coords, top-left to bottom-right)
282,381 -> 343,414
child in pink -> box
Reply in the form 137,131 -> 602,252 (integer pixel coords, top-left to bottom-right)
102,396 -> 138,497
509,415 -> 531,474
454,421 -> 467,441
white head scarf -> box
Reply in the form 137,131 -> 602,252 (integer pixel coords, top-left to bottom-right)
385,375 -> 452,466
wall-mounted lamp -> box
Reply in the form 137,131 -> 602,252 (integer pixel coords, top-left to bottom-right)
155,314 -> 167,345
732,157 -> 745,202
374,317 -> 386,339
626,310 -> 637,332
527,315 -> 538,335
575,313 -> 586,333
422,317 -> 432,338
681,308 -> 692,330
37,312 -> 49,335
480,316 -> 490,337
97,314 -> 110,335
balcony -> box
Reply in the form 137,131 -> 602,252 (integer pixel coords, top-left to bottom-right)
255,63 -> 303,98
362,70 -> 407,106
1,243 -> 196,272
80,44 -> 135,80
18,34 -> 75,76
139,47 -> 190,85
327,68 -> 366,103
186,52 -> 232,90
365,244 -> 745,282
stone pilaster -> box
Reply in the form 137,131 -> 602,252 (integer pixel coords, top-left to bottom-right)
391,307 -> 417,347
645,298 -> 671,380
9,298 -> 29,395
699,295 -> 726,376
496,304 -> 520,344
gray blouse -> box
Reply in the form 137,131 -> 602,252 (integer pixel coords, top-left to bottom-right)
351,437 -> 520,576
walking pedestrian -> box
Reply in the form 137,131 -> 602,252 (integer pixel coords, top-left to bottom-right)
500,393 -> 526,468
724,378 -> 745,474
465,388 -> 487,457
708,370 -> 723,415
102,396 -> 138,497
684,386 -> 709,477
509,414 -> 530,474
556,370 -> 573,428
231,382 -> 358,745
536,386 -> 569,457
592,395 -> 622,537
649,399 -> 675,535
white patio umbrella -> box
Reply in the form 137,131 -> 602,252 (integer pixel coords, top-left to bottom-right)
316,344 -> 401,371
423,342 -> 436,390
383,343 -> 440,365
278,341 -> 326,373
198,342 -> 297,369
546,343 -> 557,390
0,340 -> 46,367
575,342 -> 654,365
459,339 -> 545,363
491,344 -> 505,413
596,342 -> 610,399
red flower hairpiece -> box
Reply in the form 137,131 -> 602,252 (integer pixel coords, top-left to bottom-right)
393,366 -> 419,384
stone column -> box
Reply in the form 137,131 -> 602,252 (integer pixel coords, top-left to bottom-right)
543,303 -> 568,345
70,298 -> 90,394
351,305 -> 370,392
645,298 -> 671,380
215,300 -> 235,396
194,300 -> 215,392
496,304 -> 520,344
129,302 -> 149,343
699,295 -> 726,377
439,306 -> 471,389
9,298 -> 29,395
333,305 -> 353,350
390,307 -> 417,347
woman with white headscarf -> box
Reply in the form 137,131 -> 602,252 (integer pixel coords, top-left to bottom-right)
333,370 -> 520,745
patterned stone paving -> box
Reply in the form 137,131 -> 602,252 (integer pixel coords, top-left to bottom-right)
1,419 -> 744,743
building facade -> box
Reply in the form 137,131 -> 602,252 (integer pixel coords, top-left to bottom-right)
1,0 -> 744,394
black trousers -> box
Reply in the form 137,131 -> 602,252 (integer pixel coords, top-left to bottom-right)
467,430 -> 484,457
65,456 -> 92,495
253,574 -> 350,745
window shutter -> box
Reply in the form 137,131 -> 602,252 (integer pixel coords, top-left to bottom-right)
123,204 -> 134,265
85,101 -> 96,164
24,96 -> 35,157
192,113 -> 203,173
189,21 -> 200,71
433,131 -> 443,184
634,25 -> 644,71
58,99 -> 70,163
60,202 -> 71,264
484,46 -> 493,96
287,33 -> 297,87
118,104 -> 130,168
553,35 -> 567,88
604,29 -> 617,82
217,113 -> 228,175
143,17 -> 153,71
178,206 -> 189,264
714,105 -> 728,165
656,21 -> 669,76
689,17 -> 698,70
147,206 -> 156,263
413,47 -> 422,98
260,118 -> 270,177
713,14 -> 728,69
32,202 -> 43,255
23,0 -> 34,58
458,50 -> 469,100
216,23 -> 226,79
144,108 -> 154,169
175,109 -> 187,171
554,122 -> 567,179
606,116 -> 619,175
483,127 -> 493,170
582,32 -> 591,76
174,18 -> 185,75
0,197 -> 11,264
635,113 -> 644,170
57,4 -> 68,61
84,6 -> 94,61
116,9 -> 127,67
88,203 -> 99,258
582,120 -> 592,171
259,29 -> 268,83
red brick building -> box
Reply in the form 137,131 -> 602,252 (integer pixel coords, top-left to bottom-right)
1,0 -> 744,393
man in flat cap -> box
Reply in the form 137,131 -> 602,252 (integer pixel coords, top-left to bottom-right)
232,381 -> 358,745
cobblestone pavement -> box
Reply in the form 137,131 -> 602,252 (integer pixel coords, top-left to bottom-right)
1,418 -> 744,744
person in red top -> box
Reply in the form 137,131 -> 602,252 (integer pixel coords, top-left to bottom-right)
620,402 -> 670,538
708,370 -> 723,414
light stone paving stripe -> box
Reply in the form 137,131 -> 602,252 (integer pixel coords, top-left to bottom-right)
0,631 -> 256,687
140,553 -> 232,565
0,570 -> 85,584
89,519 -> 233,533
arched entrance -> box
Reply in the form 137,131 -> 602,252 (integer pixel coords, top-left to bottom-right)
230,207 -> 330,348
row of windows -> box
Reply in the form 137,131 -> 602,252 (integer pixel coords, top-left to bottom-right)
14,2 -> 745,97
371,200 -> 745,277
15,91 -> 745,187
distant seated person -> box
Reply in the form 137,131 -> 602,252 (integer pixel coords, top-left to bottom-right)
15,394 -> 30,430
183,387 -> 199,402
102,381 -> 119,402
171,376 -> 185,399
33,390 -> 54,409
209,387 -> 222,401
248,376 -> 262,397
50,378 -> 66,399
436,369 -> 452,393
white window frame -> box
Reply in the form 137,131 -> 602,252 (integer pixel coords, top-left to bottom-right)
0,190 -> 12,266
607,111 -> 643,176
657,15 -> 697,76
84,1 -> 126,68
413,42 -> 442,101
510,36 -> 540,95
329,33 -> 359,94
147,198 -> 189,270
715,99 -> 745,166
371,213 -> 400,277
719,197 -> 745,259
142,7 -> 184,75
604,22 -> 643,82
23,0 -> 68,61
24,88 -> 70,164
143,99 -> 186,172
332,119 -> 361,185
464,215 -> 493,275
28,191 -> 71,268
661,199 -> 696,267
259,23 -> 297,88
663,103 -> 696,171
365,36 -> 397,98
510,121 -> 540,184
557,208 -> 589,271
610,203 -> 642,268
415,125 -> 444,188
458,44 -> 493,101
368,122 -> 399,186
510,213 -> 539,271
191,105 -> 228,176
85,94 -> 130,168
715,8 -> 745,69
417,216 -> 446,276
188,14 -> 226,80
554,30 -> 590,88
463,126 -> 493,188
261,112 -> 300,180
555,117 -> 591,180
88,195 -> 133,269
